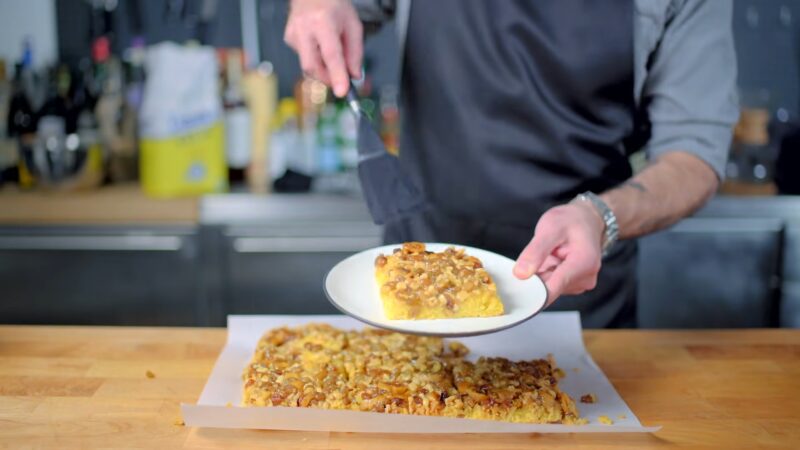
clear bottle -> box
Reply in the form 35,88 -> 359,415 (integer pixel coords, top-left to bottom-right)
294,78 -> 327,176
123,36 -> 146,113
316,101 -> 340,174
270,98 -> 299,181
337,99 -> 358,170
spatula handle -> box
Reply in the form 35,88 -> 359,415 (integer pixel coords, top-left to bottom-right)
345,81 -> 362,118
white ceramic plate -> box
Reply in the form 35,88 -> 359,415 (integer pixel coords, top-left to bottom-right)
324,243 -> 548,337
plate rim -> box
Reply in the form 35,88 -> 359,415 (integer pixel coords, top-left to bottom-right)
323,242 -> 549,337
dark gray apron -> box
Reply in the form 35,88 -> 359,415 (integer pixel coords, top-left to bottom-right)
386,0 -> 639,328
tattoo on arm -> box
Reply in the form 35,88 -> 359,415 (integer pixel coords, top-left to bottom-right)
622,180 -> 647,193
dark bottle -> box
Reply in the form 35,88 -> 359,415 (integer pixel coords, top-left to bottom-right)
70,60 -> 94,121
38,64 -> 77,133
7,62 -> 37,188
223,49 -> 251,186
7,63 -> 36,138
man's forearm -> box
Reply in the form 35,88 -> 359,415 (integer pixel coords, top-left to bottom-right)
599,151 -> 719,240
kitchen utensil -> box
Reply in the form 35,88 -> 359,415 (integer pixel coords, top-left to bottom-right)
345,84 -> 428,225
324,243 -> 548,336
19,115 -> 104,189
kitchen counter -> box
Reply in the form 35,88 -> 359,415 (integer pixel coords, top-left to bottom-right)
0,184 -> 375,227
0,184 -> 199,225
2,183 -> 798,227
1,326 -> 797,449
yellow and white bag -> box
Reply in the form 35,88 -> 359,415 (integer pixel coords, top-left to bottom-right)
139,43 -> 226,197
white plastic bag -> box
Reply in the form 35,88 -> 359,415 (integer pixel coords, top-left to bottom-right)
139,42 -> 221,139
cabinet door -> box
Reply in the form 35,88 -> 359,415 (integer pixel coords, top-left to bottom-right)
637,219 -> 783,328
781,223 -> 800,327
222,224 -> 381,315
0,226 -> 202,325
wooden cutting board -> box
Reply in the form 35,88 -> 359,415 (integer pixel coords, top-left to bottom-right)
0,325 -> 798,449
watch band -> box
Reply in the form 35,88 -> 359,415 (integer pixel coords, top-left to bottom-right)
575,191 -> 619,256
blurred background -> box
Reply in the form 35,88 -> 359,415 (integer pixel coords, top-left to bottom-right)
0,0 -> 798,329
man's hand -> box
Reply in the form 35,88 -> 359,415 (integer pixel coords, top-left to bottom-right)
512,151 -> 719,305
513,202 -> 605,304
284,0 -> 363,97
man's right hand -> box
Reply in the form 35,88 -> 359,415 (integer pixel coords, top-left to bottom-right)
284,0 -> 363,97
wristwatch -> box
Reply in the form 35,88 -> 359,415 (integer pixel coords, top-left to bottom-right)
574,191 -> 619,257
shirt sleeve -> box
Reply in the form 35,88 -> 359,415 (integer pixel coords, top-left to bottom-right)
641,0 -> 739,180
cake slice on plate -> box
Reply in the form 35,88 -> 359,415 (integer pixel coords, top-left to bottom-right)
374,242 -> 504,320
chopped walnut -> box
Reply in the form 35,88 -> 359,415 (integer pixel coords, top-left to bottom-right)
375,242 -> 499,314
598,415 -> 614,425
375,255 -> 387,267
241,324 -> 582,424
580,393 -> 597,404
448,341 -> 469,357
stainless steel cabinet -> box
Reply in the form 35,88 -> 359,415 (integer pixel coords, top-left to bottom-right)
3,194 -> 798,328
0,226 -> 203,325
781,224 -> 800,327
637,197 -> 800,328
219,223 -> 381,317
637,219 -> 783,328
201,194 -> 382,320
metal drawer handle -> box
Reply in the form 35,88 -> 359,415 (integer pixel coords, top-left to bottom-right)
0,236 -> 184,252
232,237 -> 380,253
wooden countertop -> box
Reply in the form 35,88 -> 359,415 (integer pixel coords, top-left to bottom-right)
0,184 -> 199,225
0,326 -> 798,449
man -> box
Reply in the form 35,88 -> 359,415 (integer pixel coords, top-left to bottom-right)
284,0 -> 738,327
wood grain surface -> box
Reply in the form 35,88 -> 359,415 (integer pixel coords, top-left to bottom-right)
0,184 -> 199,225
0,325 -> 798,449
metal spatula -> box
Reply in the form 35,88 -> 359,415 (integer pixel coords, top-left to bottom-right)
345,84 -> 428,225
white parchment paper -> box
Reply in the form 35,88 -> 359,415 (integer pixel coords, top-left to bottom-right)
181,312 -> 660,433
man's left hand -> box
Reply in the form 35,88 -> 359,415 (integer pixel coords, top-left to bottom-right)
513,201 -> 605,304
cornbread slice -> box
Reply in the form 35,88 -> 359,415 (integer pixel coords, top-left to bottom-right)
444,356 -> 581,424
242,323 -> 583,424
374,242 -> 504,320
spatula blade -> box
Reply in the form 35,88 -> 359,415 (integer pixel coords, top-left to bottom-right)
356,116 -> 428,225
